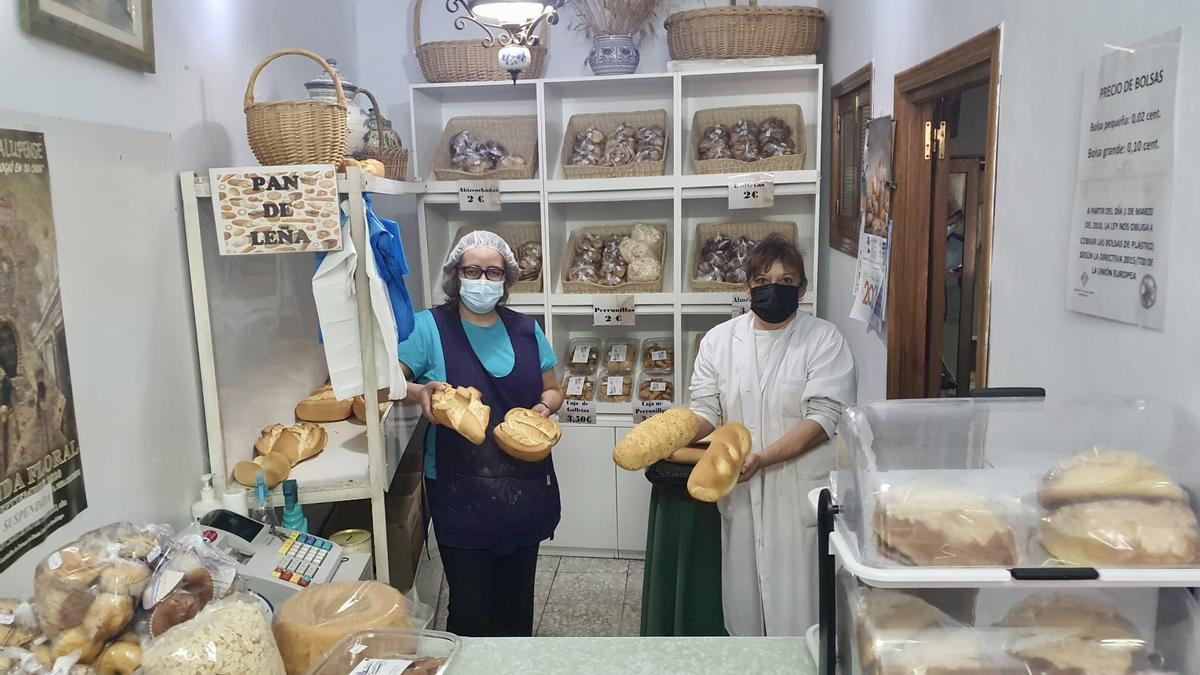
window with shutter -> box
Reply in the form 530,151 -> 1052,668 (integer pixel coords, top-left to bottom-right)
830,65 -> 873,257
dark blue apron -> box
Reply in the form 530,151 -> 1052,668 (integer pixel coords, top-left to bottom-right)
427,305 -> 561,553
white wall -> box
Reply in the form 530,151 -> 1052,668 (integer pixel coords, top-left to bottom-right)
816,0 -> 1200,412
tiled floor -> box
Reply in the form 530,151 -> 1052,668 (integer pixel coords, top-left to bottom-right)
431,556 -> 645,637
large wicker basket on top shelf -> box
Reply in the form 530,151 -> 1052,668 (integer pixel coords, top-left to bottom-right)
413,0 -> 549,82
692,221 -> 798,292
244,49 -> 347,166
690,104 -> 807,175
356,88 -> 409,181
561,110 -> 669,180
432,116 -> 539,182
664,1 -> 825,60
451,224 -> 544,294
561,223 -> 668,294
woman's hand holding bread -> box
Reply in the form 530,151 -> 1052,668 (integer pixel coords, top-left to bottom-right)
415,382 -> 449,423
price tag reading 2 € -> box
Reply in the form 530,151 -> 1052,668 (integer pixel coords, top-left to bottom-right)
593,294 -> 636,327
562,400 -> 597,425
728,173 -> 775,210
457,180 -> 501,212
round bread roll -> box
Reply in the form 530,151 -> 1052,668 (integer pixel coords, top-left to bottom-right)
1041,498 -> 1198,565
99,560 -> 151,597
1039,448 -> 1187,508
295,384 -> 352,423
96,641 -> 142,675
351,395 -> 388,424
873,481 -> 1017,566
274,581 -> 412,675
495,408 -> 561,462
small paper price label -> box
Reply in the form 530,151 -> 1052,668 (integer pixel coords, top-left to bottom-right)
731,292 -> 751,318
562,400 -> 597,425
633,400 -> 669,423
593,294 -> 636,327
728,173 -> 775,209
457,180 -> 501,212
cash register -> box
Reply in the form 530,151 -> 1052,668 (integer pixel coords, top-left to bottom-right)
198,509 -> 346,609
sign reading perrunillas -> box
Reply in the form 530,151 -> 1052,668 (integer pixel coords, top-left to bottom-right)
209,165 -> 341,255
593,294 -> 636,327
633,401 -> 669,424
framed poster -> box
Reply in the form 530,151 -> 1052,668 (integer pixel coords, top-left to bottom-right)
19,0 -> 155,73
0,129 -> 88,573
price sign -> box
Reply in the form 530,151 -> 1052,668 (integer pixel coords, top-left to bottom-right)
593,294 -> 636,326
457,180 -> 501,211
633,400 -> 670,423
731,292 -> 751,319
728,173 -> 775,210
562,400 -> 597,425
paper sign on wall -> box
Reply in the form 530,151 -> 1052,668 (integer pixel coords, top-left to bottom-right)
593,295 -> 636,326
731,292 -> 751,318
728,173 -> 775,210
562,400 -> 597,425
209,165 -> 341,256
1065,28 -> 1179,330
458,180 -> 501,212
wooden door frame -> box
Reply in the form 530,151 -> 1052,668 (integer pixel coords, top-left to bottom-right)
887,27 -> 1001,399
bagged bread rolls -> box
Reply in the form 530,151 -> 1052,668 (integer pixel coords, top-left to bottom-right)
495,408 -> 561,462
613,407 -> 700,471
432,385 -> 490,446
273,581 -> 412,675
687,423 -> 752,502
294,384 -> 352,423
1039,448 -> 1187,508
873,481 -> 1017,566
1041,498 -> 1198,565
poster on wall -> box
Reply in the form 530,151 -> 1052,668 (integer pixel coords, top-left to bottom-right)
850,116 -> 895,329
0,129 -> 87,573
1066,28 -> 1180,330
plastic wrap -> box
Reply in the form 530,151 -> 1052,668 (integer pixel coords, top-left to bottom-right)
0,599 -> 39,649
602,339 -> 638,374
142,528 -> 246,638
640,337 -> 675,374
638,374 -> 674,403
598,370 -> 633,403
142,593 -> 284,675
872,479 -> 1020,567
562,374 -> 595,402
564,338 -> 601,374
305,629 -> 459,675
272,581 -> 412,675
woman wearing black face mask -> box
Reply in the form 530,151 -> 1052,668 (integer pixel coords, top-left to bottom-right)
687,233 -> 856,637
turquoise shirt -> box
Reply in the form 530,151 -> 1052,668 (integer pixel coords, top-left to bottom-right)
399,310 -> 557,479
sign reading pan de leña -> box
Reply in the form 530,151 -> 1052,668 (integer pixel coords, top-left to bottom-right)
209,165 -> 342,256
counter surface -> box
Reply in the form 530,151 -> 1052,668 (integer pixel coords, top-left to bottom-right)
448,636 -> 815,674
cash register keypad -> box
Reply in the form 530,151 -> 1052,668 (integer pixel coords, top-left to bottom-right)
272,530 -> 332,587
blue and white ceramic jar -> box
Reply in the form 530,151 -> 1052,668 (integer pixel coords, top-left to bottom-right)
588,35 -> 640,76
304,57 -> 370,155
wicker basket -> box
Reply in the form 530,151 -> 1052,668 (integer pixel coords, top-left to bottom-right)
691,220 -> 798,292
356,88 -> 409,181
432,116 -> 539,181
561,110 -> 669,180
561,223 -> 668,294
413,0 -> 549,82
452,224 -> 544,294
690,104 -> 807,175
664,1 -> 825,60
244,49 -> 347,166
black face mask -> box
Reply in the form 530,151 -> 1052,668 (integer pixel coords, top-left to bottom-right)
750,283 -> 801,324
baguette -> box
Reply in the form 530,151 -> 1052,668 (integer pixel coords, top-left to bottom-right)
233,452 -> 291,488
612,407 -> 700,471
269,422 -> 328,466
687,424 -> 752,502
295,384 -> 352,423
495,408 -> 561,462
431,386 -> 490,446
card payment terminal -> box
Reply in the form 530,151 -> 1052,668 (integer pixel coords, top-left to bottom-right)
198,509 -> 344,608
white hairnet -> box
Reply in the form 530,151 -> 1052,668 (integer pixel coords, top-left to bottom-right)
442,230 -> 519,285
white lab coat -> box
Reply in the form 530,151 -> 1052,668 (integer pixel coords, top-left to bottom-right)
689,312 -> 856,636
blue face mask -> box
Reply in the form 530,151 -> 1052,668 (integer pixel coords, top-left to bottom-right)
460,278 -> 505,314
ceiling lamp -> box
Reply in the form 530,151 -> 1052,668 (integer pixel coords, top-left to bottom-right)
446,0 -> 563,82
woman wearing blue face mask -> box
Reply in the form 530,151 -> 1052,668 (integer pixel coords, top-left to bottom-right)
398,230 -> 562,637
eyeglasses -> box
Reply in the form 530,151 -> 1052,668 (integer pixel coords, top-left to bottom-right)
459,265 -> 506,282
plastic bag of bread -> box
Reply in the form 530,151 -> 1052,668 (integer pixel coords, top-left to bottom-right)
142,528 -> 246,639
142,592 -> 284,675
872,480 -> 1018,566
306,628 -> 459,675
997,591 -> 1149,674
273,581 -> 413,675
0,599 -> 39,649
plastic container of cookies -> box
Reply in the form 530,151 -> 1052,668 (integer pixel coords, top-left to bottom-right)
597,370 -> 633,403
562,373 -> 596,401
602,338 -> 638,373
640,336 -> 675,374
565,338 -> 601,374
638,374 -> 674,402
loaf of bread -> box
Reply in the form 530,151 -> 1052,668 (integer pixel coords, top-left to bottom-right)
665,446 -> 707,465
1039,448 -> 1187,508
1041,498 -> 1198,565
233,452 -> 291,488
612,407 -> 700,471
1000,593 -> 1144,675
687,424 -> 752,502
0,599 -> 36,647
351,395 -> 388,424
431,385 -> 490,446
273,581 -> 412,675
874,481 -> 1017,566
853,589 -> 950,672
875,629 -> 1020,675
495,408 -> 561,462
265,422 -> 328,466
294,384 -> 352,423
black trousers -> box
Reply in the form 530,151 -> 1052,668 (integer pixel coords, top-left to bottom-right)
439,542 -> 540,637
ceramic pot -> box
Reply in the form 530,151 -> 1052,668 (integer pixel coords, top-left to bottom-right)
588,35 -> 639,76
304,57 -> 370,155
365,111 -> 403,151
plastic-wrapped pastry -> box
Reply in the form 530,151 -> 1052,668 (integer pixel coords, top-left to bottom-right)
632,223 -> 663,248
501,155 -> 527,169
731,119 -> 759,139
627,256 -> 661,283
517,241 -> 542,281
619,238 -> 652,260
696,262 -> 722,282
638,124 -> 666,140
605,144 -> 636,166
731,140 -> 761,162
702,144 -> 733,160
612,122 -> 637,140
567,264 -> 599,283
572,153 -> 599,166
562,374 -> 596,401
601,261 -> 627,284
735,235 -> 756,260
725,266 -> 748,284
635,148 -> 664,163
702,234 -> 733,256
598,371 -> 634,403
482,141 -> 509,163
761,140 -> 795,157
576,127 -> 606,145
758,126 -> 791,146
702,124 -> 731,141
566,339 -> 601,373
448,131 -> 476,155
698,137 -> 728,156
576,233 -> 603,253
759,116 -> 792,136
